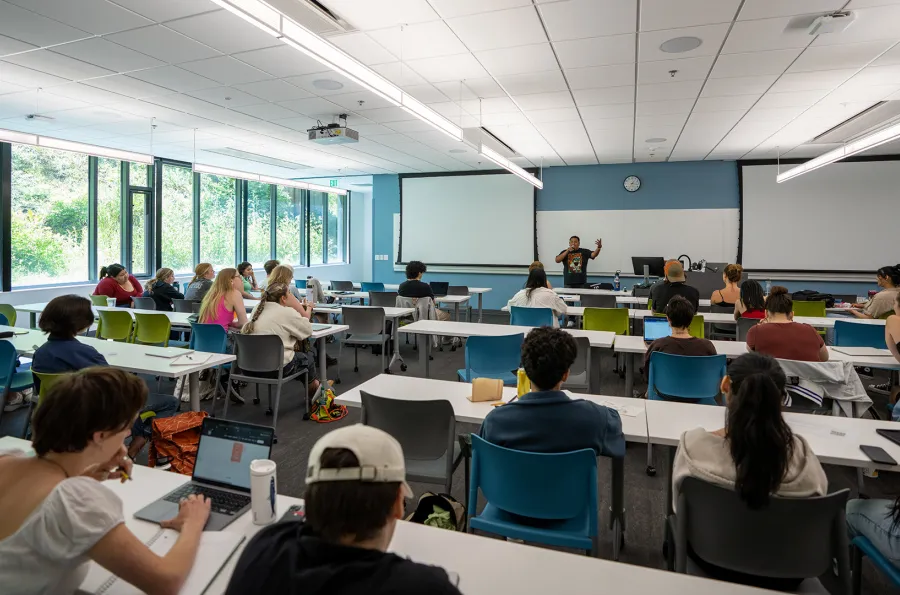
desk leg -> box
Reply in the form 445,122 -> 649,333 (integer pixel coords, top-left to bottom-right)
624,352 -> 634,397
455,302 -> 460,322
388,319 -> 404,372
610,457 -> 625,561
189,372 -> 200,412
29,312 -> 36,329
478,293 -> 484,323
422,336 -> 431,378
318,336 -> 328,387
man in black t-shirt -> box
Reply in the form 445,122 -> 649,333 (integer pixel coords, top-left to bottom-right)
397,260 -> 434,299
651,261 -> 700,313
555,236 -> 602,288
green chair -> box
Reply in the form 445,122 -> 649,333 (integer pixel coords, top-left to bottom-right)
132,313 -> 175,346
689,315 -> 705,339
0,304 -> 16,327
24,371 -> 68,438
647,299 -> 653,311
90,295 -> 110,306
583,307 -> 629,376
792,300 -> 826,317
97,310 -> 133,342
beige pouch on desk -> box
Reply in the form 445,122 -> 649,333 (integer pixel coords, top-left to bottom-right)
468,378 -> 503,402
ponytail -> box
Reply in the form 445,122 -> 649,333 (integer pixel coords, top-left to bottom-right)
877,265 -> 900,287
100,263 -> 124,280
191,263 -> 213,284
724,352 -> 793,509
242,283 -> 290,335
145,267 -> 174,293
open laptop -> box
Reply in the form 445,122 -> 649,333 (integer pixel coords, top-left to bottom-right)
643,317 -> 672,343
430,281 -> 449,296
134,418 -> 274,531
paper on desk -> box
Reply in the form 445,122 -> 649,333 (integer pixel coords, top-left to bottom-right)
599,400 -> 644,417
790,419 -> 849,439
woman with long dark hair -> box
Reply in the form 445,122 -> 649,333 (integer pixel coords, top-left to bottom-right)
507,267 -> 567,327
734,279 -> 766,320
850,264 -> 900,320
93,263 -> 143,307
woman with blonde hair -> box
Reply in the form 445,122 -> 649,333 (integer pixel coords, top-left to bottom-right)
199,268 -> 249,331
143,267 -> 184,312
185,263 -> 214,302
266,265 -> 306,305
242,282 -> 321,399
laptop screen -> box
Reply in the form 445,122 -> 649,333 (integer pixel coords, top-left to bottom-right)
192,418 -> 274,491
643,317 -> 672,342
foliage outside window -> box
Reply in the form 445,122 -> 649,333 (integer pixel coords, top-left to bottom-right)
200,173 -> 236,270
308,191 -> 325,266
160,164 -> 194,274
97,158 -> 121,271
327,193 -> 346,264
246,181 -> 271,267
276,186 -> 303,265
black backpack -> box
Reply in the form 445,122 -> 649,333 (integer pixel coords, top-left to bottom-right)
792,289 -> 835,308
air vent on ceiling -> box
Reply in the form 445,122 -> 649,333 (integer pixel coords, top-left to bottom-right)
260,0 -> 355,35
204,148 -> 311,170
810,101 -> 900,145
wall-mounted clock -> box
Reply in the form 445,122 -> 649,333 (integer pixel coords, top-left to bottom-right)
624,175 -> 641,192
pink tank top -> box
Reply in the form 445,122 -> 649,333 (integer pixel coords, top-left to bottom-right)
206,298 -> 234,329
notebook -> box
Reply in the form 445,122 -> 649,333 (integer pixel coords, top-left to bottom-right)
146,348 -> 195,359
81,528 -> 244,595
830,347 -> 893,357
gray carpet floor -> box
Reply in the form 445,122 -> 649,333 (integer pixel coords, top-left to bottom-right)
2,312 -> 898,593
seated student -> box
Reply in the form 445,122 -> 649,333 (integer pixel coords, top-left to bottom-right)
32,295 -> 180,458
672,352 -> 827,590
746,286 -> 828,362
850,264 -> 900,320
847,494 -> 900,567
651,261 -> 700,314
479,327 -> 624,457
648,260 -> 678,307
881,293 -> 900,409
184,263 -> 214,302
143,267 -> 184,312
527,260 -> 552,288
237,262 -> 259,300
0,368 -> 210,595
266,264 -> 305,303
644,296 -> 716,371
198,268 -> 249,332
734,279 -> 766,320
260,259 -> 280,289
507,268 -> 567,327
711,264 -> 742,307
224,424 -> 462,595
241,282 -> 321,399
398,261 -> 450,321
93,263 -> 143,307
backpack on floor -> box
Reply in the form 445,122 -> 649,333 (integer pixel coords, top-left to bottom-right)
148,411 -> 208,474
310,387 -> 348,423
405,492 -> 466,532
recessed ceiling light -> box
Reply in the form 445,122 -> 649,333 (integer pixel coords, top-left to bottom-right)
313,79 -> 344,91
659,36 -> 702,53
645,137 -> 667,143
449,148 -> 466,154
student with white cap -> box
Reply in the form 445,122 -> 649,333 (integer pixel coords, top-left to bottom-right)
225,425 -> 462,595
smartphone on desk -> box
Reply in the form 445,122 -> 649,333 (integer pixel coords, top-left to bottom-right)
860,445 -> 898,466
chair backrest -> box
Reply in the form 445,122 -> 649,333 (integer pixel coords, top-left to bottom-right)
343,307 -> 386,335
360,282 -> 385,293
463,334 -> 523,381
678,477 -> 850,581
470,435 -> 597,523
191,301 -> 202,314
90,295 -> 109,306
361,392 -> 455,460
648,352 -> 726,402
429,281 -> 449,296
834,320 -> 885,348
133,296 -> 156,310
0,304 -> 16,327
295,279 -> 307,289
737,317 -> 758,341
133,313 -> 172,346
583,307 -> 629,335
568,336 -> 590,377
97,310 -> 133,341
233,333 -> 284,373
0,313 -> 8,327
689,314 -> 705,338
32,370 -> 67,403
447,285 -> 469,296
368,291 -> 398,308
172,299 -> 195,313
509,306 -> 554,327
0,341 -> 18,396
580,294 -> 617,308
792,300 -> 826,317
709,304 -> 734,314
189,323 -> 229,353
331,280 -> 354,291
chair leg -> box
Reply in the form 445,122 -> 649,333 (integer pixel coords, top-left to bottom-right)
646,442 -> 656,476
266,384 -> 272,415
354,345 -> 359,373
851,544 -> 863,595
271,384 -> 281,441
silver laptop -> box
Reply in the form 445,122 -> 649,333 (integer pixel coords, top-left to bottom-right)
134,418 -> 274,531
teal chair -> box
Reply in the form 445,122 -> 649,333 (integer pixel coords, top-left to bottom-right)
852,536 -> 900,594
457,334 -> 523,385
0,341 -> 33,431
509,306 -> 554,327
834,320 -> 885,348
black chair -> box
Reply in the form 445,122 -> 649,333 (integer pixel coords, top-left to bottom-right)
331,280 -> 354,291
736,317 -> 758,341
368,291 -> 398,308
708,304 -> 736,340
172,299 -> 195,313
668,477 -> 851,594
447,286 -> 472,321
190,301 -> 202,314
132,296 -> 156,310
580,294 -> 617,308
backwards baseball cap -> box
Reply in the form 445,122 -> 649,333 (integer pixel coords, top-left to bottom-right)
306,424 -> 413,498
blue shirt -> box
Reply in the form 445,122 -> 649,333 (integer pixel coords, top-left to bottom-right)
478,390 -> 625,458
32,336 -> 108,391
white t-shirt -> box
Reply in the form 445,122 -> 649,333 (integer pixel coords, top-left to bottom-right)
244,301 -> 313,365
507,287 -> 568,327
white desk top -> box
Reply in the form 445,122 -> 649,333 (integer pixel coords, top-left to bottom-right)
314,305 -> 414,319
323,290 -> 471,305
552,288 -> 631,296
399,320 -> 616,349
617,296 -> 713,307
352,283 -> 493,294
16,302 -> 196,327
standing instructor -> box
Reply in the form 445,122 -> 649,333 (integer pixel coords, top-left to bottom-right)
555,236 -> 602,288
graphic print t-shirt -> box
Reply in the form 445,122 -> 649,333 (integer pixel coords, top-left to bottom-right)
560,248 -> 593,286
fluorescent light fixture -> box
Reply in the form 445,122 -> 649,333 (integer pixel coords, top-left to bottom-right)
777,120 -> 900,183
401,93 -> 462,141
479,144 -> 543,189
38,136 -> 153,164
307,181 -> 348,195
259,175 -> 307,190
208,0 -> 280,35
0,128 -> 38,145
193,163 -> 260,181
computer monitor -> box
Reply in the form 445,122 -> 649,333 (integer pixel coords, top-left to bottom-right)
631,257 -> 666,277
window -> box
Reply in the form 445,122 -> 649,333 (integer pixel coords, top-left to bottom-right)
275,186 -> 303,265
10,145 -> 89,286
97,158 -> 121,271
308,191 -> 325,265
160,164 -> 194,274
200,173 -> 236,269
326,193 -> 347,264
129,162 -> 150,187
246,181 -> 271,266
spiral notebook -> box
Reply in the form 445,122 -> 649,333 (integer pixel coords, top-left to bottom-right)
81,528 -> 244,595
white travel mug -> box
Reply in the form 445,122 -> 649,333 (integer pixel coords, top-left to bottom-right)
250,459 -> 277,525
106,297 -> 116,308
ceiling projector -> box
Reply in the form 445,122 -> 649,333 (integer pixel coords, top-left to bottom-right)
308,115 -> 359,145
808,12 -> 855,36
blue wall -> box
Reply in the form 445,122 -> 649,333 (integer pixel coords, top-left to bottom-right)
372,163 -> 878,309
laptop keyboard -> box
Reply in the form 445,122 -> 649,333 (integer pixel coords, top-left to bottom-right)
164,484 -> 251,516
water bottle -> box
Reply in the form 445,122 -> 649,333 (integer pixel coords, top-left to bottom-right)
765,279 -> 772,296
614,270 -> 621,291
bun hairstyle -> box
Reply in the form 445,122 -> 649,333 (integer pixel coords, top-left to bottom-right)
242,283 -> 290,335
724,263 -> 743,283
765,285 -> 792,315
191,263 -> 213,284
99,263 -> 125,279
877,265 -> 900,287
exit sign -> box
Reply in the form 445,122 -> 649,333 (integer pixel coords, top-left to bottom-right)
329,179 -> 338,187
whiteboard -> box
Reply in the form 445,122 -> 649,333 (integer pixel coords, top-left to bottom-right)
537,209 -> 739,274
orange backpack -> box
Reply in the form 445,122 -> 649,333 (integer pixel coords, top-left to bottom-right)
148,411 -> 208,475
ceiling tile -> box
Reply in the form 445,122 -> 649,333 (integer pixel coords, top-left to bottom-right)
701,74 -> 778,97
526,107 -> 581,123
737,0 -> 844,20
51,38 -> 164,73
693,94 -> 760,112
107,0 -> 212,22
128,65 -> 220,92
319,0 -> 440,31
277,97 -> 345,117
579,104 -> 634,120
641,0 -> 740,30
369,62 -> 428,87
272,116 -> 319,132
233,79 -> 313,102
329,90 -> 397,111
849,63 -> 900,86
476,43 -> 559,77
285,72 -> 369,97
44,83 -> 131,106
330,33 -> 396,65
85,75 -> 174,99
709,48 -> 802,78
723,16 -> 814,54
808,4 -> 900,45
234,46 -> 328,78
513,91 -> 574,110
741,105 -> 805,122
496,70 -> 569,95
404,54 -> 490,82
636,113 -> 689,129
480,112 -> 530,125
448,7 -> 547,51
369,21 -> 467,60
639,23 -> 730,61
873,43 -> 900,66
0,2 -> 89,47
636,98 -> 695,115
434,78 -> 506,100
231,102 -> 301,121
573,85 -> 635,106
0,34 -> 36,57
105,25 -> 221,64
3,50 -> 113,81
185,86 -> 267,108
428,0 -> 532,18
789,40 -> 895,72
554,34 -> 635,68
565,64 -> 635,90
638,55 -> 714,84
6,0 -> 152,35
769,69 -> 856,92
823,82 -> 900,103
637,80 -> 703,101
180,56 -> 272,85
460,96 -> 520,114
165,10 -> 282,54
754,89 -> 827,108
539,0 -> 636,41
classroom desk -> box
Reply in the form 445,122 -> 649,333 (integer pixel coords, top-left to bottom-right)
313,305 -> 414,373
617,296 -> 713,308
16,302 -> 196,329
565,308 -> 886,329
352,284 -> 494,323
0,325 -> 234,412
552,288 -> 632,297
323,291 -> 472,321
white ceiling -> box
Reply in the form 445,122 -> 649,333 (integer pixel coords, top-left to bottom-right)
1,0 -> 899,177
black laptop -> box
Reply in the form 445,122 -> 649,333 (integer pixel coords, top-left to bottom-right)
430,281 -> 449,297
